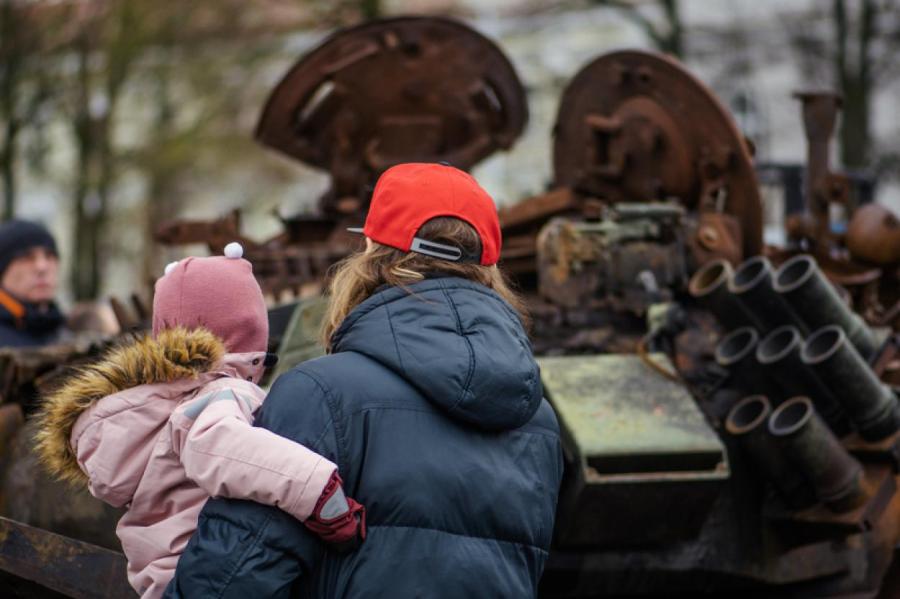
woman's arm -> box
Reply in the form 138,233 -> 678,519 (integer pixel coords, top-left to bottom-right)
171,385 -> 337,521
165,498 -> 321,599
164,369 -> 341,598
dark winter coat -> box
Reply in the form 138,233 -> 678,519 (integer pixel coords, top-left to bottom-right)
0,295 -> 65,348
164,276 -> 563,598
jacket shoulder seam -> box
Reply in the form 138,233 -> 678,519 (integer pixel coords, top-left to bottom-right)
379,294 -> 407,377
286,368 -> 348,471
438,280 -> 476,413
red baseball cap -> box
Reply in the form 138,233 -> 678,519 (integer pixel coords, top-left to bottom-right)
348,163 -> 502,266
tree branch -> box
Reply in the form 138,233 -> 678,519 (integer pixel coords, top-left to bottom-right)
833,0 -> 850,90
600,0 -> 682,56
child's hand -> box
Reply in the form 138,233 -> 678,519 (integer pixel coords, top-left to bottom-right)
304,471 -> 366,552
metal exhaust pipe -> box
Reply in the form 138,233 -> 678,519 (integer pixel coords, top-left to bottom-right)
715,327 -> 770,397
729,256 -> 807,335
802,325 -> 900,441
769,397 -> 865,513
756,325 -> 849,434
689,259 -> 750,330
725,396 -> 816,510
775,254 -> 878,360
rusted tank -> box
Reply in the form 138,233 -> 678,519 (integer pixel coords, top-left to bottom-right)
13,14 -> 900,599
542,244 -> 900,598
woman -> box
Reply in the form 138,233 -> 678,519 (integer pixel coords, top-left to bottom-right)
165,163 -> 563,598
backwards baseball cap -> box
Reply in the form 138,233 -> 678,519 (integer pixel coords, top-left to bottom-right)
348,163 -> 502,266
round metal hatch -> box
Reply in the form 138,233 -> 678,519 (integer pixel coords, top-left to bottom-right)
256,16 -> 528,215
552,50 -> 762,257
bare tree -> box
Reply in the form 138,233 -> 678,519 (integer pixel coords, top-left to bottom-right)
55,0 -> 292,298
302,0 -> 382,27
597,0 -> 684,57
61,0 -> 151,299
527,0 -> 684,56
791,0 -> 900,170
0,2 -> 61,220
834,0 -> 875,168
126,1 -> 288,287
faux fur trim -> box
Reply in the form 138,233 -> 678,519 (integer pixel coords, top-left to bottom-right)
33,327 -> 226,486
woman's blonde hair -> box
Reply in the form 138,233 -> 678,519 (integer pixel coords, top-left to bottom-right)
321,217 -> 529,351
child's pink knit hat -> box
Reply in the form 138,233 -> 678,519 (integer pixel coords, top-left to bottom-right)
152,243 -> 268,354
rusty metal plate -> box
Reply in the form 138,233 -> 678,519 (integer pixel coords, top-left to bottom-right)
552,50 -> 762,258
539,353 -> 728,475
542,353 -> 729,549
256,16 -> 527,214
0,517 -> 130,599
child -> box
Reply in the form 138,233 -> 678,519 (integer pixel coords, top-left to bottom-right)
35,243 -> 364,599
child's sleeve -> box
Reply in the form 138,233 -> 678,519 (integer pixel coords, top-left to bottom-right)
164,369 -> 341,599
170,386 -> 337,522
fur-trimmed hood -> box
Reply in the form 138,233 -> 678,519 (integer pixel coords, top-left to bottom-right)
34,327 -> 261,489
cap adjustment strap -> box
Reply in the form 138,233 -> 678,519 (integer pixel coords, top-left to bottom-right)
409,237 -> 463,262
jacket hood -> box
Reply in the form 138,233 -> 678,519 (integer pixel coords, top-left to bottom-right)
331,277 -> 542,431
34,327 -> 242,487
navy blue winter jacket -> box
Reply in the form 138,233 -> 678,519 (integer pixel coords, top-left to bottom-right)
0,296 -> 65,348
164,276 -> 563,598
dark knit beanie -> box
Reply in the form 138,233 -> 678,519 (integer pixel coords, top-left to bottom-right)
0,219 -> 58,277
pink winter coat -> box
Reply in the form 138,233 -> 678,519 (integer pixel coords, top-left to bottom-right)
35,328 -> 336,599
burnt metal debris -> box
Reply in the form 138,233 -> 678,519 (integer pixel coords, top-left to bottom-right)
725,395 -> 817,510
775,254 -> 878,359
847,203 -> 900,266
5,14 -> 900,598
157,16 -> 526,298
756,325 -> 849,434
0,517 -> 130,598
729,255 -> 806,335
501,49 -> 761,291
256,16 -> 527,215
154,208 -> 358,298
789,92 -> 850,247
535,203 -> 688,315
768,397 -> 865,513
0,343 -> 129,597
551,50 -> 762,260
802,325 -> 900,442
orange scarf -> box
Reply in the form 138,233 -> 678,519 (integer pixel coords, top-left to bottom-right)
0,289 -> 25,328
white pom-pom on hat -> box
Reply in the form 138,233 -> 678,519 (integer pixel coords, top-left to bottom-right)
164,261 -> 180,276
224,242 -> 244,259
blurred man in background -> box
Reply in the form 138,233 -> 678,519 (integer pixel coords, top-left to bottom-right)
0,220 -> 66,347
